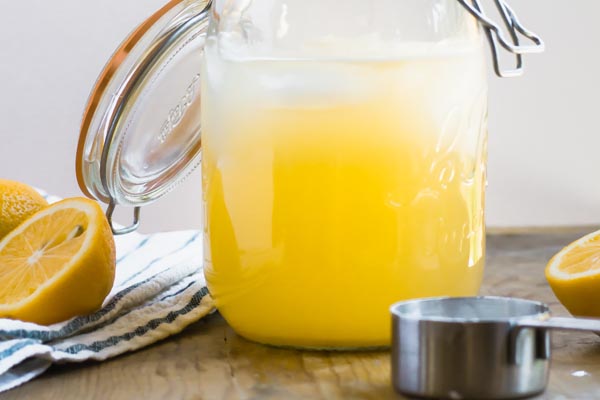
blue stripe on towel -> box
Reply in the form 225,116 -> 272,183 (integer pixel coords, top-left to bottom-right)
116,235 -> 154,264
50,270 -> 201,337
159,281 -> 196,302
58,287 -> 209,355
120,232 -> 201,287
0,340 -> 39,359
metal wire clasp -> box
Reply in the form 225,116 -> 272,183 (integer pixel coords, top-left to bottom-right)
457,0 -> 544,77
106,202 -> 141,235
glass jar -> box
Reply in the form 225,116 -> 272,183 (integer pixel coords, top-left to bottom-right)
77,0 -> 543,349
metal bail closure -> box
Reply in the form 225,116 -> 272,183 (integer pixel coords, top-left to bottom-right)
76,0 -> 211,234
107,203 -> 141,235
457,0 -> 545,77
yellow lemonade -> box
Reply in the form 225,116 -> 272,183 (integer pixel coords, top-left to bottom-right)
201,44 -> 487,348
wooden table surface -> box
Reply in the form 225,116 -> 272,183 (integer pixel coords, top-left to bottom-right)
4,228 -> 600,400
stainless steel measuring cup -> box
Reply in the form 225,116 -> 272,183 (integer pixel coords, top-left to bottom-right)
390,296 -> 600,399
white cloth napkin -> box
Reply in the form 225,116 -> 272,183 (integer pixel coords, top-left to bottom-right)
0,192 -> 214,393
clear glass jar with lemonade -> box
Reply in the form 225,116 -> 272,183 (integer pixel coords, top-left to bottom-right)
201,0 -> 487,348
77,0 -> 542,349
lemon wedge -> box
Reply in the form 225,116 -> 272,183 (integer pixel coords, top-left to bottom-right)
0,198 -> 116,325
546,229 -> 600,317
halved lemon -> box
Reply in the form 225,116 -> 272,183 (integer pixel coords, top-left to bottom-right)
546,229 -> 600,317
0,197 -> 116,325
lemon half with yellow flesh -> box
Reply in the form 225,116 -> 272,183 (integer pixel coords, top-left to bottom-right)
0,197 -> 116,325
546,230 -> 600,317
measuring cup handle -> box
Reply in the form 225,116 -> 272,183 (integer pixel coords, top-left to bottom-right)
508,316 -> 600,364
519,316 -> 600,333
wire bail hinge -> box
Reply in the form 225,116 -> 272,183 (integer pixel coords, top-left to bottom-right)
457,0 -> 545,78
106,202 -> 141,235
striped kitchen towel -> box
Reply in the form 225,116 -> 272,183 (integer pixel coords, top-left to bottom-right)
0,191 -> 214,393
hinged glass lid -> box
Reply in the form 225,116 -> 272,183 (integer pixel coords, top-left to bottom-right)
76,0 -> 211,234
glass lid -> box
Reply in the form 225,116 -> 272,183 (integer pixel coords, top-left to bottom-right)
76,0 -> 211,233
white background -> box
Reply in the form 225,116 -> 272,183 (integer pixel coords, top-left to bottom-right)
0,0 -> 596,232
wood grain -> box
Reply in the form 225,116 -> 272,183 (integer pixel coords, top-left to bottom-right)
4,228 -> 600,400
